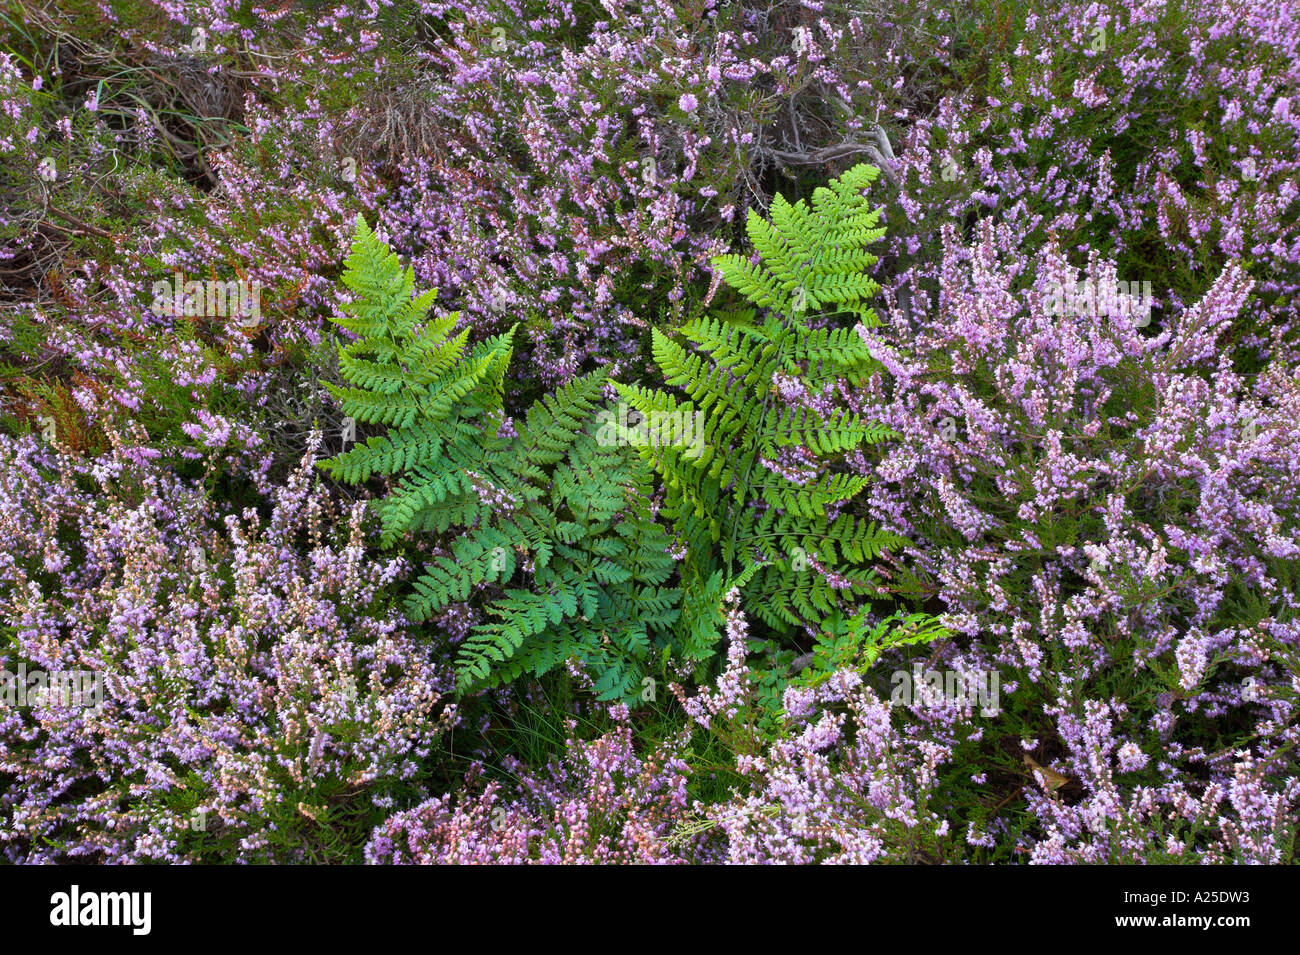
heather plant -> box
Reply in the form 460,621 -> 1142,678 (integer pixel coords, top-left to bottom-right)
866,0 -> 1300,364
847,218 -> 1300,861
0,3 -> 391,483
365,704 -> 698,864
0,427 -> 453,863
671,604 -> 965,864
334,0 -> 971,390
362,601 -> 971,865
8,0 -> 1299,466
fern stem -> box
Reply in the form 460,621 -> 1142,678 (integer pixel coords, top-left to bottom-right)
725,380 -> 776,583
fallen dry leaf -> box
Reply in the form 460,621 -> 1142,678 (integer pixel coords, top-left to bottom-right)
1023,755 -> 1070,792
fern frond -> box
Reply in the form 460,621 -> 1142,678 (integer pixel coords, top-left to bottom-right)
629,164 -> 900,635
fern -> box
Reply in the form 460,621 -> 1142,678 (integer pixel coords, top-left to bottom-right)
321,173 -> 939,704
800,609 -> 952,686
615,163 -> 904,638
320,215 -> 515,546
443,380 -> 682,702
321,216 -> 679,703
738,609 -> 950,729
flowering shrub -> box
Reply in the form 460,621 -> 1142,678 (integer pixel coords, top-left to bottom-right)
0,429 -> 453,863
349,0 -> 962,386
866,0 -> 1300,359
361,598 -> 1295,864
361,602 -> 973,865
850,219 -> 1300,861
672,600 -> 962,864
366,705 -> 693,864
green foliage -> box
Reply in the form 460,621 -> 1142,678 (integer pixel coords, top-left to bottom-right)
797,610 -> 951,687
320,172 -> 945,706
320,215 -> 515,546
615,163 -> 905,637
417,372 -> 684,703
321,216 -> 681,703
732,609 -> 951,736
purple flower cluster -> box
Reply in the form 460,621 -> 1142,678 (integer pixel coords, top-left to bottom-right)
0,429 -> 453,863
366,705 -> 693,864
847,219 -> 1300,862
683,630 -> 958,864
864,0 -> 1300,354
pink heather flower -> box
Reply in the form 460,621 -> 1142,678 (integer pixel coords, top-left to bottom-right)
1117,742 -> 1149,773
